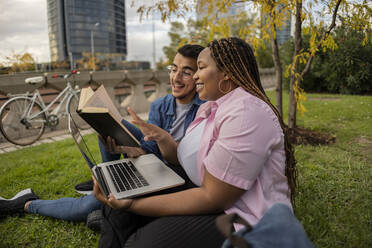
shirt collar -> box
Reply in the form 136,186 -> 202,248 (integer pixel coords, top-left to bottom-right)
215,87 -> 240,106
167,93 -> 205,116
167,96 -> 176,116
196,87 -> 241,119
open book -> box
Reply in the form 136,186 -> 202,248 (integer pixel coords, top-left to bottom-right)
77,85 -> 140,147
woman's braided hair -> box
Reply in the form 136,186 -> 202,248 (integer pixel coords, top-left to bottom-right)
208,37 -> 297,205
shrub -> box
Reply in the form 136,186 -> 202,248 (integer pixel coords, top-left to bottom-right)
280,26 -> 372,94
256,43 -> 274,68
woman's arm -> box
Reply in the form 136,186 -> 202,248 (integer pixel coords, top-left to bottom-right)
128,107 -> 180,165
93,169 -> 245,216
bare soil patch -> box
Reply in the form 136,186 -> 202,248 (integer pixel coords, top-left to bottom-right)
288,127 -> 336,145
354,136 -> 372,145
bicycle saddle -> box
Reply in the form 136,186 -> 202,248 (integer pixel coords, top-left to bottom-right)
25,76 -> 44,85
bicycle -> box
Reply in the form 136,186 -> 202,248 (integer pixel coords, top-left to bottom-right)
0,70 -> 88,146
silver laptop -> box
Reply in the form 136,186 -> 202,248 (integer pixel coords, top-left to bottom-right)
68,114 -> 185,199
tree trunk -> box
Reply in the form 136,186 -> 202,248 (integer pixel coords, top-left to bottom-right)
288,0 -> 302,129
271,31 -> 283,117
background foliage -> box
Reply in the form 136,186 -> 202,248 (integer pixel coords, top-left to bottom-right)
162,11 -> 257,64
280,26 -> 372,94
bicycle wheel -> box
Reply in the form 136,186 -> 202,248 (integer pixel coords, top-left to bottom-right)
0,97 -> 46,146
67,93 -> 89,130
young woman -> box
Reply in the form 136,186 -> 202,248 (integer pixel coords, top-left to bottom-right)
94,37 -> 297,248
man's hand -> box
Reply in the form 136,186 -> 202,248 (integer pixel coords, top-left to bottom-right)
99,134 -> 146,158
92,176 -> 134,210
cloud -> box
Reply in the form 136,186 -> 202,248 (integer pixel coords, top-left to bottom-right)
126,2 -> 173,64
0,0 -> 188,66
126,18 -> 171,63
0,0 -> 49,62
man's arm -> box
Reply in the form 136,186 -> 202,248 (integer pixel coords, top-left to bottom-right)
137,101 -> 164,159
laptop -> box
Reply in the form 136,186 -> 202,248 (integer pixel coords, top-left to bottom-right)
68,113 -> 185,199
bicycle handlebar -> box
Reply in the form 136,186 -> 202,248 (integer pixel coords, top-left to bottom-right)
25,70 -> 80,85
51,74 -> 64,78
52,69 -> 80,80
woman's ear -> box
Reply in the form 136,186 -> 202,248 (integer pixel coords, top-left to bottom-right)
223,73 -> 230,81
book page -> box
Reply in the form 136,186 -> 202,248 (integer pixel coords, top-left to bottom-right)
80,107 -> 108,113
78,87 -> 94,110
83,85 -> 122,121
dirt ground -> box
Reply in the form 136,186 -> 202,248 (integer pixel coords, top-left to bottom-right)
287,126 -> 336,145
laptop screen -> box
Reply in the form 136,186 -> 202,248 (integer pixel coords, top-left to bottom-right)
68,114 -> 97,169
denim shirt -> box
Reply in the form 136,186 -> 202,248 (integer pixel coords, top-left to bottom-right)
141,94 -> 204,160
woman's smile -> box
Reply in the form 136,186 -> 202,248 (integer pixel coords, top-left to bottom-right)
196,82 -> 204,92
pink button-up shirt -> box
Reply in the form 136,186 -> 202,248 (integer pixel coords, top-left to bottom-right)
186,87 -> 291,229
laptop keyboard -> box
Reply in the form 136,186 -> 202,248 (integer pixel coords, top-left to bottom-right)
107,161 -> 149,192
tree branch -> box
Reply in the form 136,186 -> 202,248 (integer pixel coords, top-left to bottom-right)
300,0 -> 342,79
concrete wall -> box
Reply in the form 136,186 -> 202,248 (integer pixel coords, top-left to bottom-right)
0,69 -> 275,143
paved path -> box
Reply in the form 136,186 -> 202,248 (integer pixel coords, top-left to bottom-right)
0,112 -> 149,154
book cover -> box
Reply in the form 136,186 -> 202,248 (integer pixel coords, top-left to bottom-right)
77,85 -> 140,147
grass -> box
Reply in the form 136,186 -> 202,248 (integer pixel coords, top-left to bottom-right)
0,90 -> 371,247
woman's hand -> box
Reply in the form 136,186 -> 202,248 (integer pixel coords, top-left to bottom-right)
128,107 -> 171,143
92,176 -> 134,210
99,134 -> 146,158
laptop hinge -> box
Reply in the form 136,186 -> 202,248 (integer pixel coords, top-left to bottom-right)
95,166 -> 111,197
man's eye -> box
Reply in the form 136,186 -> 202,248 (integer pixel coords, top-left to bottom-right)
183,71 -> 192,76
167,65 -> 177,72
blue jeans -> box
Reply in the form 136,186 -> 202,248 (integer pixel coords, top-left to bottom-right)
221,203 -> 314,248
26,121 -> 145,222
27,194 -> 102,222
98,119 -> 144,162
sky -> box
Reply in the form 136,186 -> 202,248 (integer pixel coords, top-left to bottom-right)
0,0 -> 180,66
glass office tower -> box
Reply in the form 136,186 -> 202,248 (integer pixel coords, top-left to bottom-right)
47,0 -> 126,63
196,0 -> 246,20
261,6 -> 292,45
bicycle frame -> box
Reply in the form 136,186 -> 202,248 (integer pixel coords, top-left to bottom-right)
25,82 -> 79,121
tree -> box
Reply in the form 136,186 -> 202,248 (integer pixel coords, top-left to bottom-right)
256,42 -> 274,68
76,52 -> 100,71
2,52 -> 36,73
156,57 -> 168,70
51,60 -> 69,70
162,22 -> 188,64
281,26 -> 372,94
137,0 -> 371,128
283,0 -> 370,127
163,11 -> 257,64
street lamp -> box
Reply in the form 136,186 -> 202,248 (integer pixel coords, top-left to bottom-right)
91,22 -> 100,71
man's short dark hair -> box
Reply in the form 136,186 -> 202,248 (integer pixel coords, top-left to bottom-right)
177,44 -> 204,60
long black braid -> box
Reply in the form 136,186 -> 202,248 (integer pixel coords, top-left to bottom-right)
208,37 -> 297,206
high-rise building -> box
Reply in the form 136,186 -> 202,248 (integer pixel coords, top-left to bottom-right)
196,0 -> 246,21
275,11 -> 291,45
261,6 -> 292,45
47,0 -> 127,63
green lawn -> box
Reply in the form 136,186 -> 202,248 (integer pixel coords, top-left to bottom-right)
0,90 -> 371,247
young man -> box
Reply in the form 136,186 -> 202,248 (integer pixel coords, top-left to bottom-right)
76,43 -> 205,193
0,44 -> 205,228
